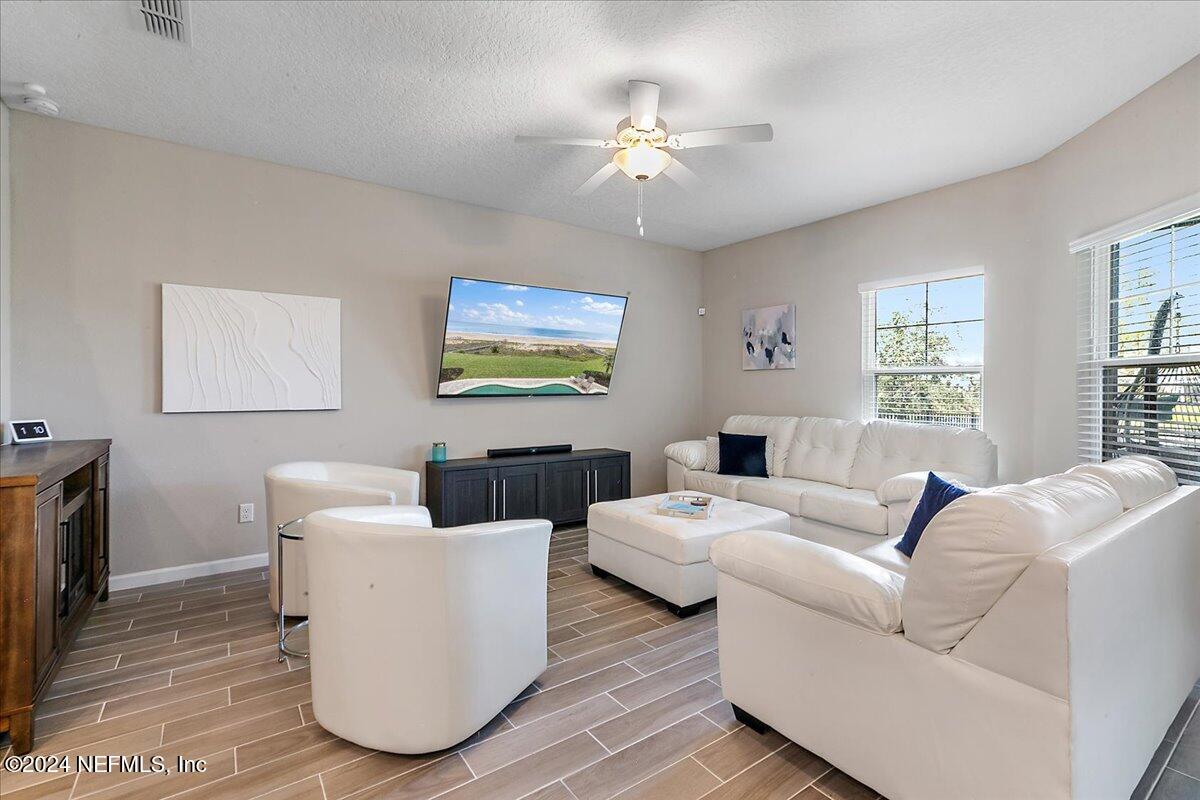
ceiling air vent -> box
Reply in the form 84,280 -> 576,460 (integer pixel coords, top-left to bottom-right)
132,0 -> 191,44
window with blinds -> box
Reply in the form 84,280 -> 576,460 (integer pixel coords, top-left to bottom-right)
861,271 -> 984,428
1076,209 -> 1200,484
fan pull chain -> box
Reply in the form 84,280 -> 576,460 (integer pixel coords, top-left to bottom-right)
636,181 -> 645,237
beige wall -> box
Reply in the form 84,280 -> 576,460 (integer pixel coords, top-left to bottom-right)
8,115 -> 703,575
701,57 -> 1200,483
8,57 -> 1197,575
1,104 -> 11,444
1031,58 -> 1200,479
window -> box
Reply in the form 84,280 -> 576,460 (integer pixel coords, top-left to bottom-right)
860,269 -> 984,428
1076,206 -> 1199,484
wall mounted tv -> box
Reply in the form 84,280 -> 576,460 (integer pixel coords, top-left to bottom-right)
437,277 -> 629,397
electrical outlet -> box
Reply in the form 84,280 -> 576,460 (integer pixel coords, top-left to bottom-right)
238,503 -> 255,524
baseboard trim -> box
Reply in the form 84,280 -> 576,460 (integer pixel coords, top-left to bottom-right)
110,553 -> 269,591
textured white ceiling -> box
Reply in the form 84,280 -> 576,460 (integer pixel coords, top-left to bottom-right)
1,1 -> 1198,251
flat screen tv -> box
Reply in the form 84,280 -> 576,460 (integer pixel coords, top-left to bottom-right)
437,277 -> 629,397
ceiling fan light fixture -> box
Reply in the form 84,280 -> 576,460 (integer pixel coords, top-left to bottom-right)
613,141 -> 672,182
517,80 -> 773,200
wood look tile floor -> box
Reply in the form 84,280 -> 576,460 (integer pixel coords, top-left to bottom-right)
2,524 -> 1191,800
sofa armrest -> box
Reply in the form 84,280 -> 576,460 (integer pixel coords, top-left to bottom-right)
875,470 -> 974,505
664,440 -> 707,470
709,531 -> 905,634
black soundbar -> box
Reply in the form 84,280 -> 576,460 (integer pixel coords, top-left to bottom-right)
487,444 -> 573,458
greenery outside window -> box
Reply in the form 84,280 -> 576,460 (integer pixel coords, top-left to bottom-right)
861,270 -> 984,428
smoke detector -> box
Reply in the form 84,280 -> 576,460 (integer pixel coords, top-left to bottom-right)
131,0 -> 191,44
19,84 -> 59,116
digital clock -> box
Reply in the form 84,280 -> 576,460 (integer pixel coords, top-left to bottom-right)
9,420 -> 53,444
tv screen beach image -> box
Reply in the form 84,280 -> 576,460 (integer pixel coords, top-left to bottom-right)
437,278 -> 628,397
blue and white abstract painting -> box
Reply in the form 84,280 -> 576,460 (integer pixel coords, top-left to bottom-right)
742,304 -> 796,370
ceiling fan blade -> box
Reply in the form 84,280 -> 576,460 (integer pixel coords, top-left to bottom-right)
628,80 -> 661,131
573,162 -> 620,197
668,123 -> 774,149
662,158 -> 702,191
515,135 -> 615,148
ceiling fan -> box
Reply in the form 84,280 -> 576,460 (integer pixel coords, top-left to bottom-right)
516,80 -> 773,236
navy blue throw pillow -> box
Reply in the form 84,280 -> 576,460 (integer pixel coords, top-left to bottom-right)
895,472 -> 972,558
717,432 -> 769,478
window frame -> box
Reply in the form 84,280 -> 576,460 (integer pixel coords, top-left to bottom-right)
860,267 -> 986,429
1076,208 -> 1200,482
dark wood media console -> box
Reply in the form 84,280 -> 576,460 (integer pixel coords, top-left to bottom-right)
0,439 -> 111,754
426,448 -> 630,527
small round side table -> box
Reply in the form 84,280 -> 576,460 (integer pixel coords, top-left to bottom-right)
276,517 -> 310,662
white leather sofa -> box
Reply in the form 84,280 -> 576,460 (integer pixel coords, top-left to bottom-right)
710,456 -> 1200,800
264,461 -> 421,615
666,415 -> 997,553
304,504 -> 552,753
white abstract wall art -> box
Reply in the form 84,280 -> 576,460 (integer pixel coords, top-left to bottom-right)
742,303 -> 797,370
162,284 -> 341,412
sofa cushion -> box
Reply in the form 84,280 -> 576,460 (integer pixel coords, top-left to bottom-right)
707,435 -> 776,476
798,484 -> 889,536
589,494 -> 791,565
894,472 -> 972,558
903,473 -> 1122,653
848,420 -> 998,491
782,417 -> 864,487
856,536 -> 911,577
718,432 -> 769,478
722,415 -> 798,477
684,469 -> 760,499
1066,455 -> 1177,510
738,477 -> 824,517
710,531 -> 905,634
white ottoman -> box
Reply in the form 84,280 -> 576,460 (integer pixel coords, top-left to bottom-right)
587,493 -> 790,616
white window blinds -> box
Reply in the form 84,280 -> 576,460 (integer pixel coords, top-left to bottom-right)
1075,204 -> 1200,484
861,270 -> 984,428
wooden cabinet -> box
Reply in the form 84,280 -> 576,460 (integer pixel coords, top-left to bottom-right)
1,439 -> 111,755
438,467 -> 495,527
544,456 -> 630,522
496,463 -> 546,522
545,459 -> 591,523
427,449 -> 631,528
591,456 -> 629,504
92,456 -> 109,590
33,485 -> 61,687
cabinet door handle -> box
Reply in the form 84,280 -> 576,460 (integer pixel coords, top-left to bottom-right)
594,470 -> 599,501
492,479 -> 497,521
585,468 -> 590,506
502,479 -> 507,519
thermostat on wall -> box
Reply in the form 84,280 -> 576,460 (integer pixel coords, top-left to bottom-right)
9,420 -> 53,444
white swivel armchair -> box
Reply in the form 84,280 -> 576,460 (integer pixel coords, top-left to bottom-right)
303,505 -> 552,753
264,462 -> 421,616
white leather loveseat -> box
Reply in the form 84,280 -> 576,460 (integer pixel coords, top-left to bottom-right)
665,415 -> 998,553
710,455 -> 1200,800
